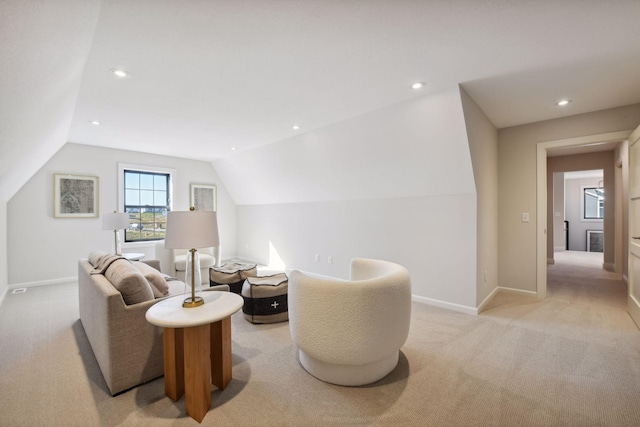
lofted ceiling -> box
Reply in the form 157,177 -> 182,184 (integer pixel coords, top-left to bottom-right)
2,0 -> 640,200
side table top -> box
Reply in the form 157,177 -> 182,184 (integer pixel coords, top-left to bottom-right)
146,292 -> 244,328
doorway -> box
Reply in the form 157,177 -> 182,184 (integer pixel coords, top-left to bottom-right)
536,131 -> 632,298
555,169 -> 604,253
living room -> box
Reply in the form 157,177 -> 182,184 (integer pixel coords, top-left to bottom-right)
2,1 -> 640,425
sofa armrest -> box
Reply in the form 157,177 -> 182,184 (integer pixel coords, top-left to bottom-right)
78,259 -> 164,395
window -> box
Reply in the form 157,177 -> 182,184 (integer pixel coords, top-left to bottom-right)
583,187 -> 604,220
122,169 -> 171,242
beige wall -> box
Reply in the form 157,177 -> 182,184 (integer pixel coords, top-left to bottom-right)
552,172 -> 565,251
460,88 -> 499,306
0,201 -> 6,303
547,152 -> 614,265
498,104 -> 640,291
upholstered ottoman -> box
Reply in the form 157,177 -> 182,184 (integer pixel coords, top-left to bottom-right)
209,263 -> 257,294
241,273 -> 289,324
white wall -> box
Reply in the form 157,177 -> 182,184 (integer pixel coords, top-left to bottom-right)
498,103 -> 640,292
216,86 -> 479,312
564,176 -> 603,251
460,88 -> 499,307
215,86 -> 476,205
7,143 -> 236,286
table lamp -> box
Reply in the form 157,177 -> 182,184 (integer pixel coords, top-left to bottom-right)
165,207 -> 220,308
102,212 -> 130,255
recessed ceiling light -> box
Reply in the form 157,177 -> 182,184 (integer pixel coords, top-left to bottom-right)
230,147 -> 237,151
110,68 -> 131,78
556,99 -> 571,106
292,125 -> 300,130
411,82 -> 426,90
90,120 -> 101,125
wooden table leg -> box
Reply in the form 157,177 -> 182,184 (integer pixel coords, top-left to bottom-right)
163,327 -> 184,401
210,316 -> 232,390
183,324 -> 211,423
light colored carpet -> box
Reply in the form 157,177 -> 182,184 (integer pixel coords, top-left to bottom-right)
1,251 -> 639,426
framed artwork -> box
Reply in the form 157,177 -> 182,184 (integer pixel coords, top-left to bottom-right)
190,183 -> 217,211
54,174 -> 99,218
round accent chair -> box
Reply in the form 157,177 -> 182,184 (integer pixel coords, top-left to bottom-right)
288,258 -> 411,386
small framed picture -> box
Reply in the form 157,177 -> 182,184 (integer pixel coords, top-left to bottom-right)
190,184 -> 217,211
54,174 -> 99,218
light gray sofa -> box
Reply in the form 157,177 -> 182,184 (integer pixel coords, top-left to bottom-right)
78,255 -> 227,395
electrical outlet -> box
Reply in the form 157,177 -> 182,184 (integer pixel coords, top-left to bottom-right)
328,256 -> 333,264
314,254 -> 319,262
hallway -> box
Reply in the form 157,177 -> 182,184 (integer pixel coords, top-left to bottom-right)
548,250 -> 628,312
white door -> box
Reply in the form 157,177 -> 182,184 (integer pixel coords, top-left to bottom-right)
627,124 -> 640,327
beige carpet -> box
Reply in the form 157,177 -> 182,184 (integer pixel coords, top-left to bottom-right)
1,251 -> 639,426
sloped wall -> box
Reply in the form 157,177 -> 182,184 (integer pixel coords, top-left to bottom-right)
215,86 -> 479,311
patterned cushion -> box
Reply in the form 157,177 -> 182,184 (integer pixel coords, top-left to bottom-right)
241,273 -> 288,324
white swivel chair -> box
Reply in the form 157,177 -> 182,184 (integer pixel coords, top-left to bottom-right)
154,241 -> 216,286
288,258 -> 411,386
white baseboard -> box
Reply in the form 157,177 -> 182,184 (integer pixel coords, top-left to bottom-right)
474,286 -> 537,315
476,287 -> 500,313
496,286 -> 538,296
9,276 -> 77,289
411,294 -> 477,316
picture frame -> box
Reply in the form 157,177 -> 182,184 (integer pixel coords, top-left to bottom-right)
190,183 -> 217,211
54,174 -> 99,218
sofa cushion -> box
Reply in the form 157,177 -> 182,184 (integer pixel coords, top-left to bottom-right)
133,261 -> 170,298
104,259 -> 154,305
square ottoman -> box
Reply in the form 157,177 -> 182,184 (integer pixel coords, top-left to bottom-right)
210,263 -> 257,294
241,273 -> 288,324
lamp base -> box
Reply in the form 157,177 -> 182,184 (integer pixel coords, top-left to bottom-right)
182,296 -> 204,308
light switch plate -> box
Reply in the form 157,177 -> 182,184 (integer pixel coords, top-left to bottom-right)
522,212 -> 530,223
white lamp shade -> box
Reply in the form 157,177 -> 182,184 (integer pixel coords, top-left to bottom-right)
102,212 -> 130,230
165,210 -> 219,249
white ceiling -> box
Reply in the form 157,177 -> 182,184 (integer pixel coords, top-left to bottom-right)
67,0 -> 640,161
2,0 -> 640,199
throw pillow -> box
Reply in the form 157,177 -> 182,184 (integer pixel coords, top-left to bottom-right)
104,259 -> 154,305
133,261 -> 170,298
88,250 -> 109,267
